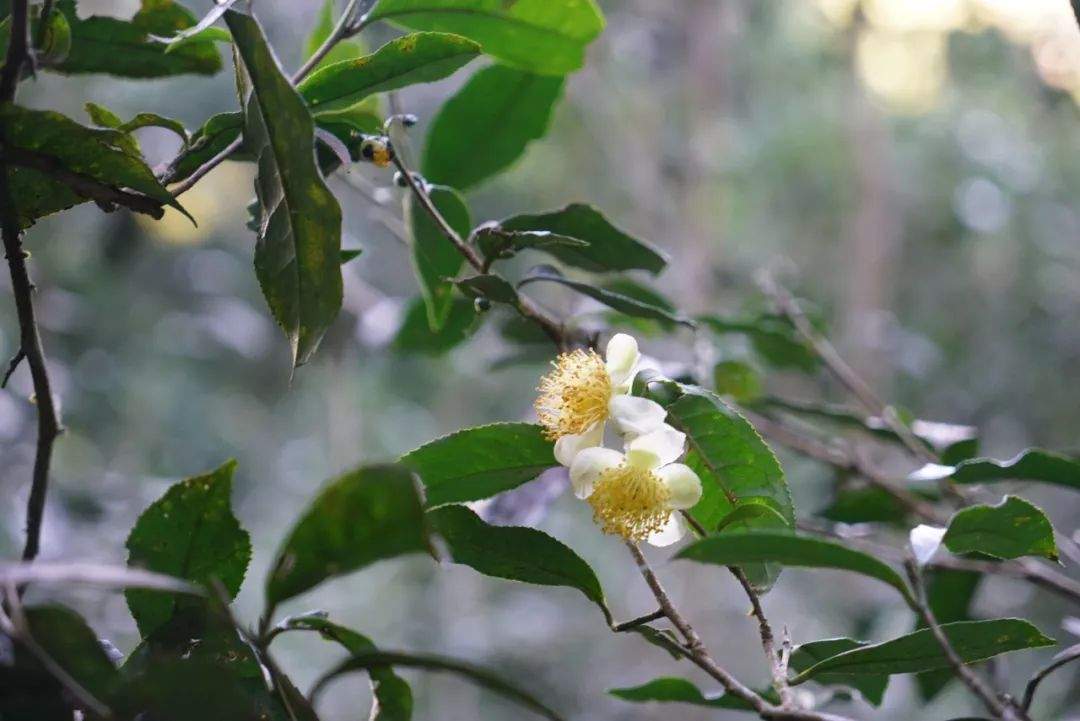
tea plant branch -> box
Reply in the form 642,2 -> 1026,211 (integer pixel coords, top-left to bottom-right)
0,581 -> 112,718
904,559 -> 1029,721
1,347 -> 25,387
1021,642 -> 1080,712
0,0 -> 62,565
609,608 -> 665,632
625,542 -> 856,721
757,272 -> 933,463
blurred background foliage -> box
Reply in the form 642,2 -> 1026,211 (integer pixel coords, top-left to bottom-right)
1,0 -> 1078,719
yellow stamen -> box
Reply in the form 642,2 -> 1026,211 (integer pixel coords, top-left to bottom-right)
535,349 -> 612,440
587,463 -> 671,541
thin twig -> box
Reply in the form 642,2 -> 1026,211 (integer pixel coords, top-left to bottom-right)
1021,642 -> 1080,711
0,0 -> 62,565
904,560 -> 1027,721
610,608 -> 665,632
1,347 -> 25,387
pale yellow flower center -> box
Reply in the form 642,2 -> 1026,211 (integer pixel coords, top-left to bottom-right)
587,463 -> 671,541
535,349 -> 612,440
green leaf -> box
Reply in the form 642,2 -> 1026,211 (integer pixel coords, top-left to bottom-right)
365,0 -> 604,76
428,504 -> 610,621
22,605 -> 120,701
162,111 -> 243,185
714,499 -> 789,533
474,225 -> 588,266
149,0 -> 238,49
36,6 -> 72,63
125,460 -> 251,637
519,267 -> 691,326
314,650 -> 565,721
85,103 -> 189,147
163,25 -> 231,54
699,314 -> 818,372
423,64 -> 563,189
305,0 -> 366,71
407,184 -> 471,330
501,204 -> 667,274
393,296 -> 480,355
277,616 -> 412,721
609,677 -> 770,711
50,0 -> 223,78
950,449 -> 1080,491
789,638 -> 888,706
0,104 -> 186,228
623,626 -> 691,661
942,495 -> 1058,561
676,531 -> 915,606
713,360 -> 763,402
401,422 -> 556,506
791,619 -> 1054,679
227,9 -> 344,368
819,485 -> 912,525
915,569 -> 982,700
265,464 -> 429,607
457,273 -> 519,304
299,32 -> 480,114
341,248 -> 363,264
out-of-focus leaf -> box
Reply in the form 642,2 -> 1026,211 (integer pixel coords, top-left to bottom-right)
943,495 -> 1058,561
501,204 -> 667,274
713,360 -> 763,402
401,422 -> 556,506
365,0 -> 604,76
149,0 -> 238,49
714,499 -> 788,533
677,531 -> 914,606
265,464 -> 429,607
819,485 -> 912,525
227,9 -> 343,368
423,64 -> 563,189
125,460 -> 251,637
941,438 -> 981,466
429,504 -> 610,620
791,619 -> 1054,679
277,616 -> 412,721
393,296 -> 479,355
457,273 -> 519,304
699,314 -> 819,372
85,102 -> 189,147
789,638 -> 888,706
915,569 -> 982,700
474,225 -> 587,266
0,105 -> 184,228
300,32 -> 479,114
22,605 -> 120,702
162,111 -> 243,184
305,0 -> 366,71
314,650 -> 565,721
950,449 -> 1080,491
49,0 -> 222,77
36,7 -> 72,63
407,184 -> 471,330
341,248 -> 363,264
609,677 -> 762,710
162,25 -> 231,53
519,267 -> 691,326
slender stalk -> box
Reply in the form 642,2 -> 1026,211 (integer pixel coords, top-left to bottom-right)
610,608 -> 665,632
0,0 -> 62,565
1021,643 -> 1080,712
904,560 -> 1027,721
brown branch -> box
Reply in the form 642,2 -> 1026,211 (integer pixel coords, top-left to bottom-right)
904,560 -> 1028,721
1,147 -> 166,219
610,608 -> 665,632
0,0 -> 61,566
1021,642 -> 1080,712
1,347 -> 25,387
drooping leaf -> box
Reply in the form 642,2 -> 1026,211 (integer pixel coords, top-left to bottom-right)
407,184 -> 471,330
609,677 -> 774,711
789,638 -> 888,706
791,619 -> 1054,679
227,9 -> 343,368
713,360 -> 763,402
49,0 -> 222,78
401,423 -> 556,506
365,0 -> 604,76
942,495 -> 1058,561
950,449 -> 1080,491
314,649 -> 564,721
676,531 -> 914,606
819,485 -> 913,525
265,464 -> 429,607
423,64 -> 563,189
699,314 -> 819,372
125,460 -> 251,637
714,499 -> 789,533
428,504 -> 610,621
393,296 -> 480,355
501,204 -> 667,274
0,104 -> 186,227
299,32 -> 480,114
519,267 -> 691,326
277,616 -> 412,721
474,225 -> 588,267
457,273 -> 520,304
161,111 -> 243,184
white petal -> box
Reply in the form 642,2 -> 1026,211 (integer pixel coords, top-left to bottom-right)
909,524 -> 947,566
625,425 -> 686,469
605,333 -> 640,388
907,463 -> 956,482
647,512 -> 688,547
553,422 -> 605,467
568,447 -> 624,499
657,463 -> 702,510
608,395 -> 667,438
